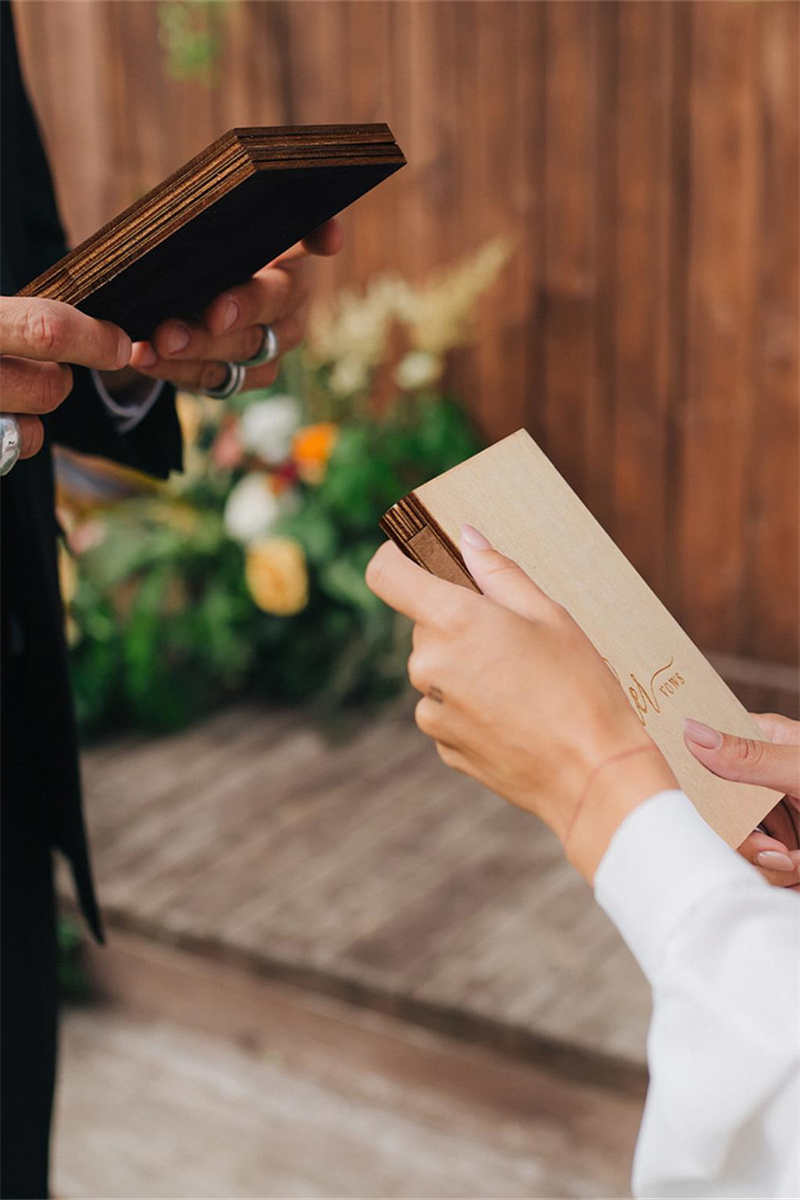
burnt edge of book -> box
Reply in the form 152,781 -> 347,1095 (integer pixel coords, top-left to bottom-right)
380,493 -> 480,593
19,124 -> 406,305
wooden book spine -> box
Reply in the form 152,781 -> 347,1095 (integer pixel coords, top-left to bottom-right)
380,495 -> 480,592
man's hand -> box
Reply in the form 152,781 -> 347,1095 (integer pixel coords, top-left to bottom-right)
366,527 -> 676,883
0,297 -> 131,459
127,219 -> 343,393
684,713 -> 800,889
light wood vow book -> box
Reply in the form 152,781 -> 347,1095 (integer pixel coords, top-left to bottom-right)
381,430 -> 780,847
19,124 -> 405,342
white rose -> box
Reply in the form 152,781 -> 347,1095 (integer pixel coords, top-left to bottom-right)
395,350 -> 443,392
328,358 -> 369,396
238,396 -> 301,464
223,473 -> 282,544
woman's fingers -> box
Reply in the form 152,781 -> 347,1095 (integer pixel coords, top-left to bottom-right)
683,718 -> 800,796
738,830 -> 800,888
0,356 -> 72,414
460,525 -> 560,624
366,540 -> 479,628
750,712 -> 800,747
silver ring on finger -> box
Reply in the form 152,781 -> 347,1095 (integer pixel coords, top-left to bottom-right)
236,324 -> 279,369
0,414 -> 22,476
200,362 -> 246,400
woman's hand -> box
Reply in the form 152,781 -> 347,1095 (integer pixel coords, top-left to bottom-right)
366,526 -> 677,882
684,713 -> 800,890
0,297 -> 131,460
125,219 -> 343,393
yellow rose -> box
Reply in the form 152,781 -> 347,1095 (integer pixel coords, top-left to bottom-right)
292,422 -> 339,484
245,537 -> 308,616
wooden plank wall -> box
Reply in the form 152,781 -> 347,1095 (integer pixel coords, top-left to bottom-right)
13,0 -> 799,669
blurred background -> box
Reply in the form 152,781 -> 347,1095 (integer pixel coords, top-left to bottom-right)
13,2 -> 799,1197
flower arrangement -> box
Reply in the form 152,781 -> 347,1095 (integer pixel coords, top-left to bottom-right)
59,238 -> 512,737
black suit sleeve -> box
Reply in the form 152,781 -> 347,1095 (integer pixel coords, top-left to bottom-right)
10,14 -> 183,480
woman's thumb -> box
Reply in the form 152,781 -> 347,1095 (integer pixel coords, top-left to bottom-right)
460,525 -> 552,622
684,718 -> 800,795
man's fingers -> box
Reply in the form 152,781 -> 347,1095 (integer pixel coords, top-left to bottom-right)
460,525 -> 556,623
202,265 -> 308,337
0,357 -> 72,414
684,718 -> 800,795
132,356 -> 279,394
366,541 -> 476,627
4,413 -> 45,459
272,219 -> 345,264
301,218 -> 344,258
144,313 -> 303,367
0,298 -> 130,368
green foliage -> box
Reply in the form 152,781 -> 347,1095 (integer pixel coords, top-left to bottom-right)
58,914 -> 89,1001
66,395 -> 481,739
157,1 -> 229,85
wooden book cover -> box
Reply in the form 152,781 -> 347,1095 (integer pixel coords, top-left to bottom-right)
19,124 -> 405,342
381,429 -> 780,847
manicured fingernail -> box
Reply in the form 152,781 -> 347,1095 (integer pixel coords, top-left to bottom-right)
165,323 -> 190,354
461,524 -> 492,550
683,718 -> 722,749
756,850 -> 795,872
222,299 -> 239,331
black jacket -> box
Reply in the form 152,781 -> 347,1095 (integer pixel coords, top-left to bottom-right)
1,0 -> 182,938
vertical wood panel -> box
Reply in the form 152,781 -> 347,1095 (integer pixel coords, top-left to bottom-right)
612,2 -> 673,598
749,1 -> 800,665
541,2 -> 599,499
680,2 -> 760,653
11,0 -> 799,667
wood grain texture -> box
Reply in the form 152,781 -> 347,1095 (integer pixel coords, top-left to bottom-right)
19,124 -> 405,341
70,703 -> 653,1086
14,1 -> 799,662
55,983 -> 641,1198
382,430 -> 780,848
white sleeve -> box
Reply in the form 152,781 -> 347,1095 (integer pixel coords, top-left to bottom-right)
91,368 -> 165,434
594,789 -> 800,1199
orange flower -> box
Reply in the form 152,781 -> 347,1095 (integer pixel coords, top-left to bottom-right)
245,537 -> 308,616
292,422 -> 339,484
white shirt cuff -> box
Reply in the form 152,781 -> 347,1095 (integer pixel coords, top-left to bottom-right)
91,369 -> 165,434
594,789 -> 766,983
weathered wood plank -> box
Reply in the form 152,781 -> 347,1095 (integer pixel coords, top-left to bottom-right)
55,946 -> 641,1198
612,1 -> 674,599
750,1 -> 800,665
73,704 -> 652,1086
678,2 -> 760,652
14,1 -> 799,665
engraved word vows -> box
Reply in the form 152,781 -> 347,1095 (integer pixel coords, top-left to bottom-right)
604,657 -> 685,728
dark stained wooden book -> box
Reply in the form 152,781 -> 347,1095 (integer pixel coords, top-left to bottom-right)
19,124 -> 405,341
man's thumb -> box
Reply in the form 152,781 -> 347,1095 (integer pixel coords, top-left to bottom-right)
460,525 -> 552,621
684,718 -> 800,794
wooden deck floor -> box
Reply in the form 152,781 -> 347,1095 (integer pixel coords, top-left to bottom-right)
54,939 -> 643,1199
74,701 -> 652,1084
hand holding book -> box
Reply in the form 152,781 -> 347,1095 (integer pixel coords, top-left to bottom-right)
366,531 -> 678,883
121,218 -> 342,396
